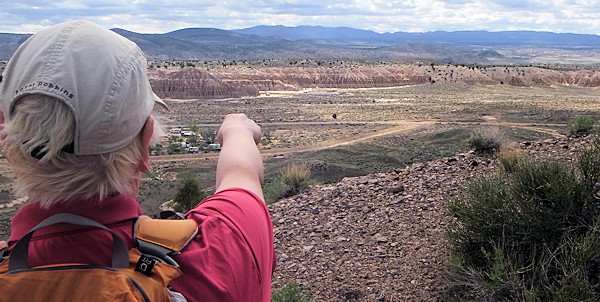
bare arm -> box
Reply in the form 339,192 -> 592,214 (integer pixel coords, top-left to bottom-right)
215,114 -> 264,201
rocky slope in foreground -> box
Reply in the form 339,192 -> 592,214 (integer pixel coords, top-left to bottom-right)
268,135 -> 592,301
148,64 -> 600,99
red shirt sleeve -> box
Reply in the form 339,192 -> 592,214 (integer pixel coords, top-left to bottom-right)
169,188 -> 275,302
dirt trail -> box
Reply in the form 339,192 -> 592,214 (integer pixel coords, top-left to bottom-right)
0,117 -> 563,170
149,118 -> 562,164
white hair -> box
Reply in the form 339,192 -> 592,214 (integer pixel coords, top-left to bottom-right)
2,94 -> 163,208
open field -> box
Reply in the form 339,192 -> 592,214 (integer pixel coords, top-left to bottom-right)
0,82 -> 597,238
163,83 -> 600,125
129,82 -> 600,212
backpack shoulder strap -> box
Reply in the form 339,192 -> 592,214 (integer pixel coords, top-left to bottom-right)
9,213 -> 130,271
134,216 -> 198,267
0,240 -> 7,262
0,257 -> 7,274
0,241 -> 8,274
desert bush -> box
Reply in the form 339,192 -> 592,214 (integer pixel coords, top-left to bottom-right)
173,175 -> 206,212
167,143 -> 184,155
260,131 -> 273,145
148,143 -> 163,155
467,128 -> 506,154
497,147 -> 523,173
567,115 -> 596,136
199,128 -> 217,144
579,139 -> 600,190
447,137 -> 600,301
281,163 -> 311,190
187,123 -> 200,134
263,179 -> 286,204
264,164 -> 312,204
271,282 -> 313,302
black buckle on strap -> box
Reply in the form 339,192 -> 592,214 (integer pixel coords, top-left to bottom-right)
135,254 -> 158,276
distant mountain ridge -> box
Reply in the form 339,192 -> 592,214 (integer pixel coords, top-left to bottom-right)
1,25 -> 599,63
234,25 -> 392,45
235,25 -> 600,47
0,33 -> 30,61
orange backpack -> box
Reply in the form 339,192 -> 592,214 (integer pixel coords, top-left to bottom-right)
0,213 -> 197,302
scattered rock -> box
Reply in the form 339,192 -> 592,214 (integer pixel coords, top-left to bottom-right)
386,185 -> 405,193
303,245 -> 314,252
336,237 -> 349,242
373,233 -> 388,243
268,135 -> 592,301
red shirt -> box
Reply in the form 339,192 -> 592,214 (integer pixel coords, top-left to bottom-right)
7,188 -> 275,302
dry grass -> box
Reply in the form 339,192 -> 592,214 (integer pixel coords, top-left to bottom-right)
498,146 -> 523,173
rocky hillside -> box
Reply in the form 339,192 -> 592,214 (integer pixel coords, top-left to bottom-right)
268,135 -> 593,301
148,64 -> 600,99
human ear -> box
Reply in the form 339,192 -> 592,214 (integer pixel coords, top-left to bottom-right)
0,109 -> 10,163
137,115 -> 154,173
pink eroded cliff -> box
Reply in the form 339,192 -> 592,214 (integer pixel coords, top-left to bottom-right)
147,64 -> 600,99
148,67 -> 259,99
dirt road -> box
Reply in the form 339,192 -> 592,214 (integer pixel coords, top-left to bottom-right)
149,118 -> 563,164
0,117 -> 563,170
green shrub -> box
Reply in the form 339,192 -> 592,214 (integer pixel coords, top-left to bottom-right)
447,137 -> 600,301
168,143 -> 184,154
280,163 -> 311,198
173,175 -> 206,212
467,128 -> 505,154
263,179 -> 286,204
148,143 -> 163,155
263,164 -> 312,204
271,282 -> 313,302
199,128 -> 217,144
579,139 -> 600,190
567,116 -> 596,136
281,164 -> 311,188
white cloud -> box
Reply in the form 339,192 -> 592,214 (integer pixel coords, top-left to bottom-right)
0,0 -> 599,35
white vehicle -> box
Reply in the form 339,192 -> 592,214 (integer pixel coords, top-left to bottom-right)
169,128 -> 182,134
187,147 -> 200,153
208,143 -> 221,151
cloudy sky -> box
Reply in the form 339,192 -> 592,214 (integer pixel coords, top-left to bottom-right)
1,0 -> 599,35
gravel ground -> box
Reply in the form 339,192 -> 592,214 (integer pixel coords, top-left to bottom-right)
268,135 -> 593,301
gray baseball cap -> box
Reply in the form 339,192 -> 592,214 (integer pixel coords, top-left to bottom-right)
0,20 -> 166,155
